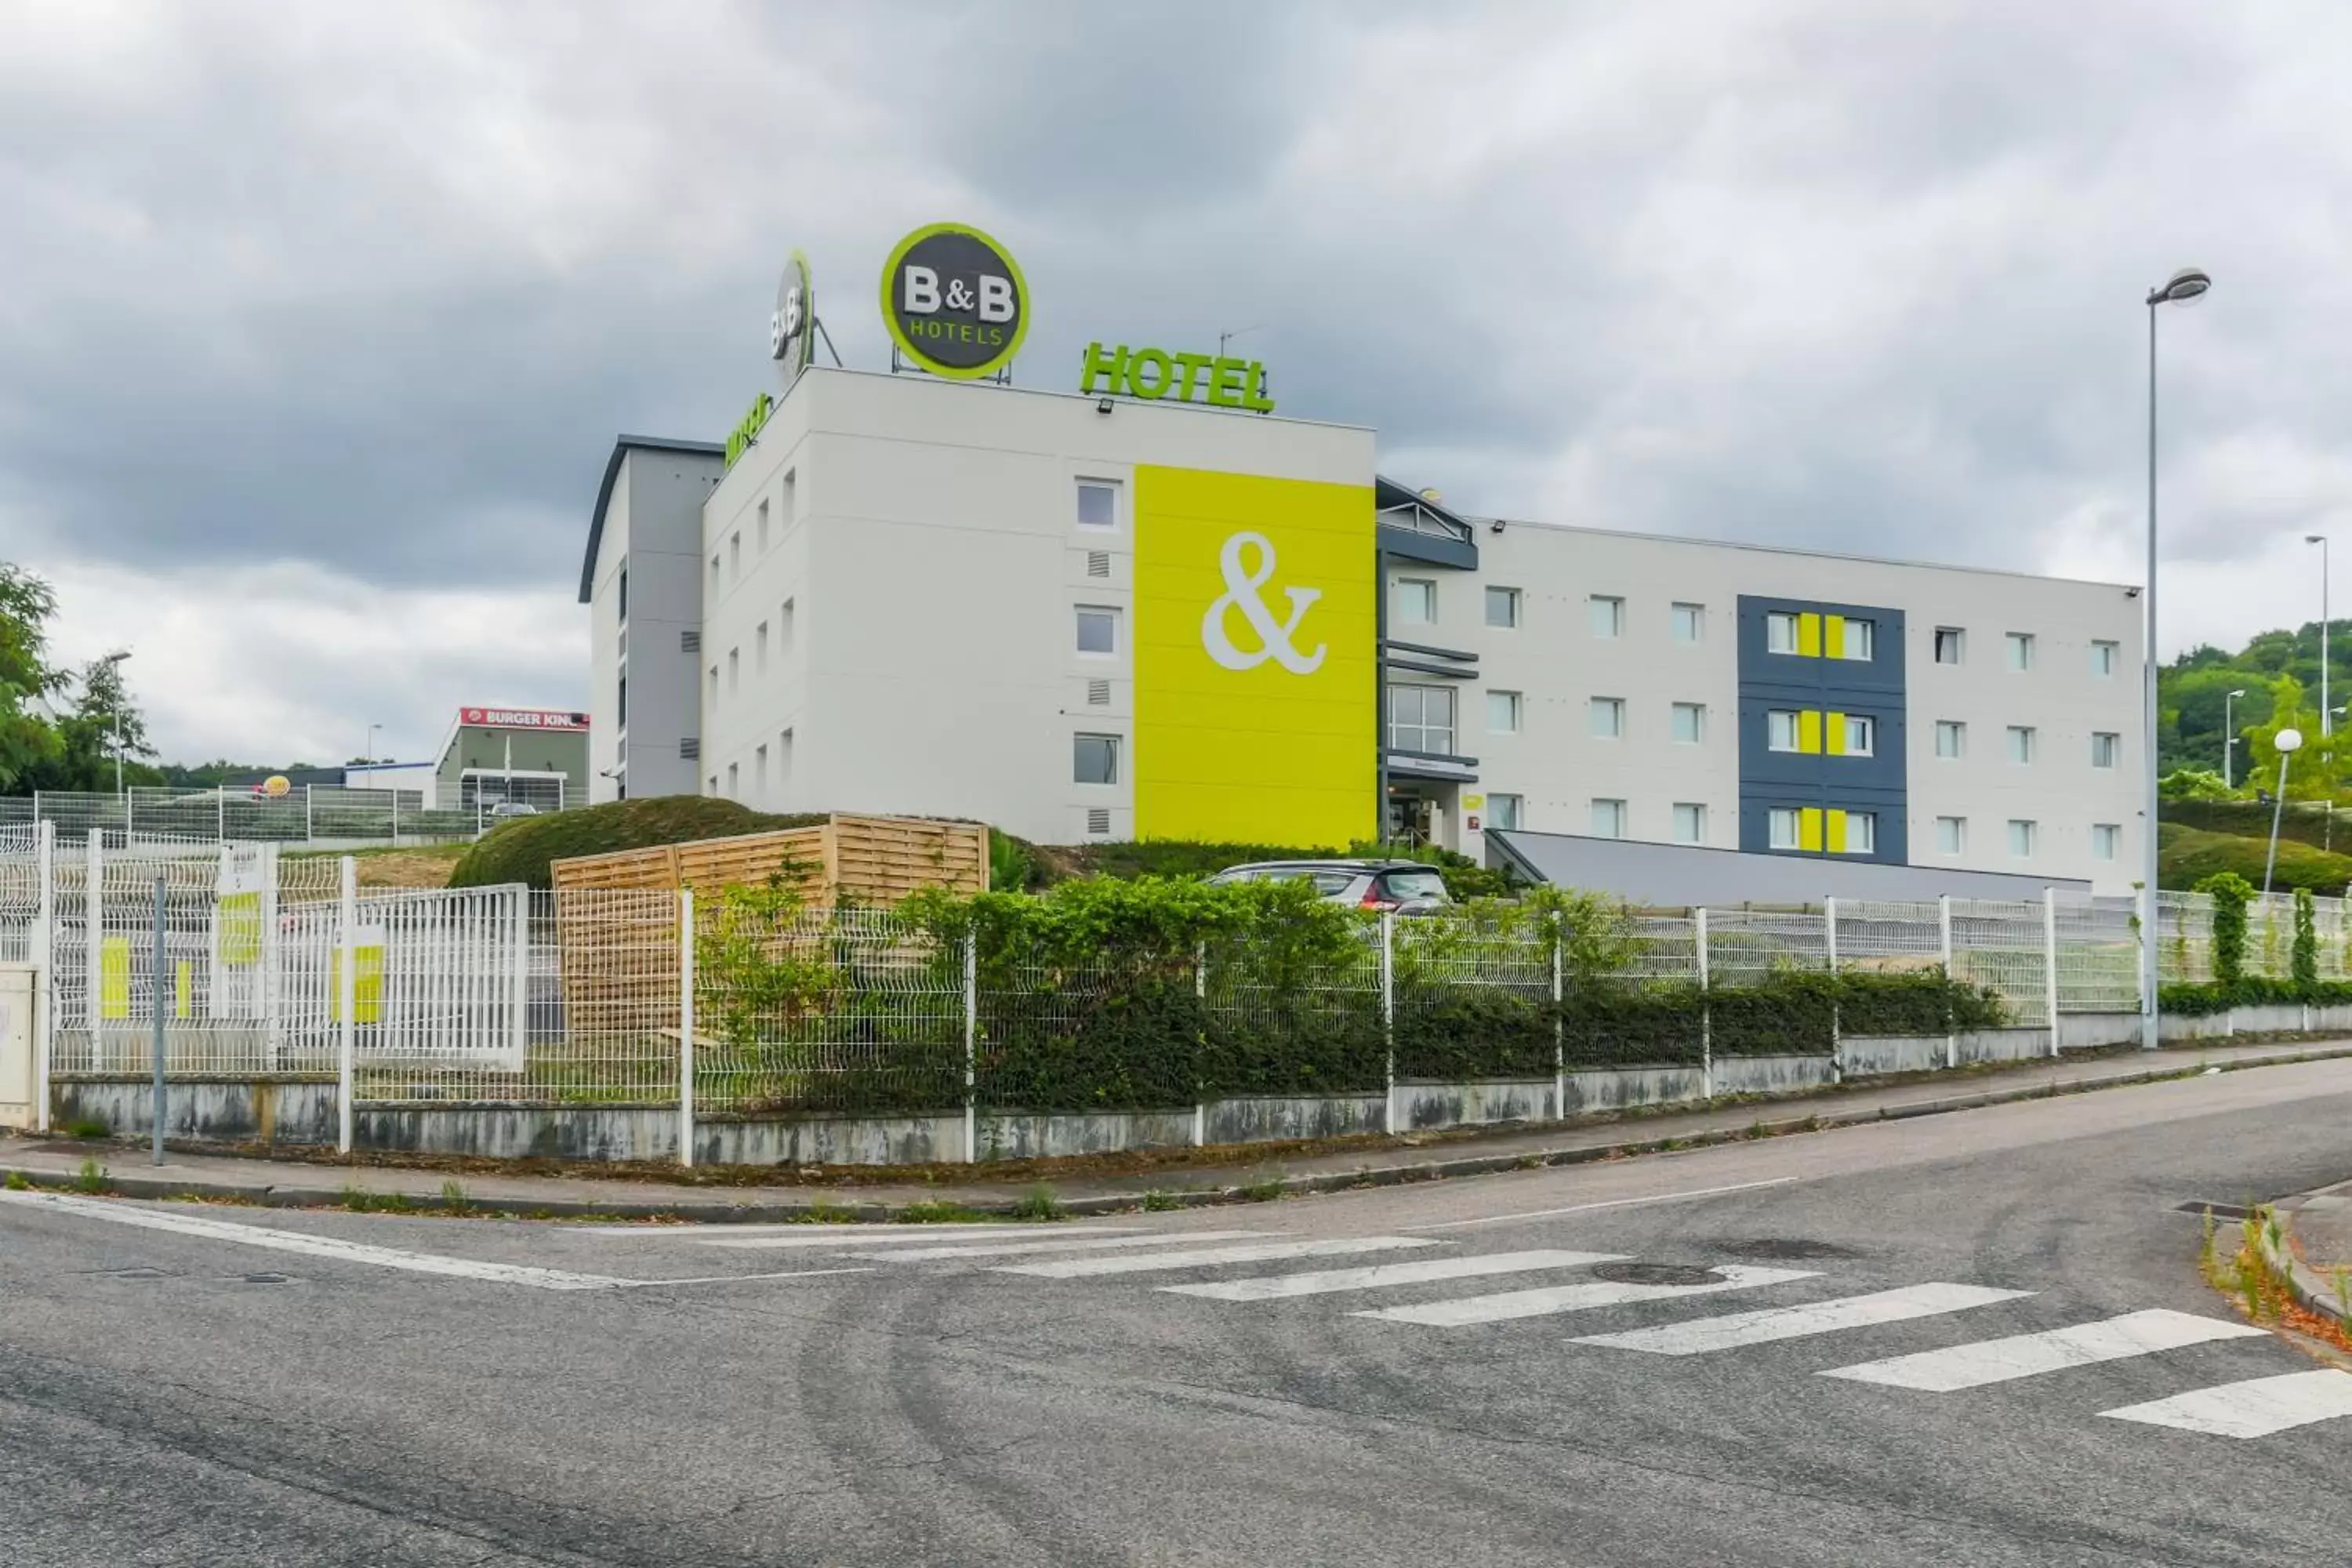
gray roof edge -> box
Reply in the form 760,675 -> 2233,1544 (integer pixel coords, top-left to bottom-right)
579,435 -> 728,604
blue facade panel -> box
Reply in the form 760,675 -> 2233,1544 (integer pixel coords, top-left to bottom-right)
1736,595 -> 1908,865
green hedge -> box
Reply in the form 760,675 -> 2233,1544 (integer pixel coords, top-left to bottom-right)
451,797 -> 827,890
2158,978 -> 2352,1017
2158,822 -> 2352,893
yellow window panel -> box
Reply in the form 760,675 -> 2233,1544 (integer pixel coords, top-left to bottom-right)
1826,808 -> 1848,855
1825,710 -> 1846,756
1798,808 -> 1824,851
1797,612 -> 1822,657
1798,710 -> 1823,753
1824,613 -> 1846,659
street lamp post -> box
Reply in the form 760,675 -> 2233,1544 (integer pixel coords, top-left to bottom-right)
2263,728 -> 2304,898
2310,535 -> 2332,737
2223,688 -> 2247,788
99,650 -> 130,798
365,724 -> 382,788
2141,266 -> 2212,1052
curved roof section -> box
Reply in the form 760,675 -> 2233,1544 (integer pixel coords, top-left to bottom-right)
579,434 -> 726,604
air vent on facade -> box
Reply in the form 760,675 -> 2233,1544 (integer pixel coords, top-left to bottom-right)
1087,808 -> 1111,837
1087,678 -> 1111,706
679,738 -> 701,760
1086,550 -> 1111,579
681,630 -> 702,653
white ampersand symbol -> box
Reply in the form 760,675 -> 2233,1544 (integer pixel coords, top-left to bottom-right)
1200,532 -> 1327,674
945,278 -> 975,310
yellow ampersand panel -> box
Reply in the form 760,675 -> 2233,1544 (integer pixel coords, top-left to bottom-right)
1133,464 -> 1376,846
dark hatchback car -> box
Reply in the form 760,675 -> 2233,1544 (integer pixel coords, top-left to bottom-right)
1204,858 -> 1454,913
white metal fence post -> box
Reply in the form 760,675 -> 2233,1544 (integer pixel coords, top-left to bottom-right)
677,889 -> 695,1169
305,786 -> 315,845
1824,895 -> 1841,1081
214,789 -> 224,844
2043,887 -> 2060,1058
260,842 -> 282,1065
2140,880 -> 2158,1049
962,930 -> 978,1163
1550,918 -> 1565,1121
508,887 -> 528,1067
32,820 -> 53,1131
336,855 -> 356,1153
1380,911 -> 1396,1135
1694,906 -> 1712,1100
85,829 -> 103,1071
1938,894 -> 1956,1069
1193,939 -> 1208,1147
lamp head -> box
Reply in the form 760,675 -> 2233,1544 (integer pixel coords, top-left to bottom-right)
2277,727 -> 2305,754
2229,688 -> 2246,699
2309,534 -> 2328,546
2147,267 -> 2212,306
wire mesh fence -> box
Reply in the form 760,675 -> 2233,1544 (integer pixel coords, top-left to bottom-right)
0,784 -> 572,848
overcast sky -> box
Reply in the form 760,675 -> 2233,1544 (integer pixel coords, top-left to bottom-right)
3,0 -> 2347,766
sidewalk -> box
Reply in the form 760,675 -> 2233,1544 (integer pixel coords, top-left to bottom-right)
2278,1178 -> 2352,1322
6,1039 -> 2350,1221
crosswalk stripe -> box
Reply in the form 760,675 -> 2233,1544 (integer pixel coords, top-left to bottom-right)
998,1236 -> 1439,1279
2100,1369 -> 2352,1438
1570,1283 -> 2032,1356
573,1222 -> 1112,1240
853,1231 -> 1270,1261
1819,1308 -> 2267,1391
1161,1250 -> 1628,1302
696,1226 -> 1142,1251
1352,1265 -> 1818,1327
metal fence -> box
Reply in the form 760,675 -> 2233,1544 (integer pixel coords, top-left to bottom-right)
0,782 -> 573,847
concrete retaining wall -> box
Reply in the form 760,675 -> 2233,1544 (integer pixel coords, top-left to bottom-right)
1712,1054 -> 1836,1095
1955,1028 -> 2053,1065
1204,1094 -> 1384,1145
1561,1065 -> 1708,1115
1835,1035 -> 1947,1076
54,1079 -> 338,1145
1398,1079 -> 1552,1132
2057,1013 -> 2142,1051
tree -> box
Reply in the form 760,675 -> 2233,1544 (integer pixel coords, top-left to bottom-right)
16,653 -> 163,793
0,564 -> 65,789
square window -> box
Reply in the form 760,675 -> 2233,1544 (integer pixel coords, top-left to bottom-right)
1768,808 -> 1802,850
2092,731 -> 2120,768
1485,586 -> 1521,628
1842,811 -> 1877,855
2092,822 -> 2121,861
1671,802 -> 1705,844
1935,720 -> 1965,758
1837,619 -> 1875,661
1075,607 -> 1118,655
2006,632 -> 2035,671
1076,480 -> 1119,528
1671,602 -> 1704,643
1842,714 -> 1874,756
1936,816 -> 1965,855
1671,702 -> 1705,744
1388,684 -> 1455,755
1766,612 -> 1800,653
1074,733 -> 1121,786
1588,595 -> 1624,638
1590,798 -> 1627,839
1768,710 -> 1801,752
1934,627 -> 1964,665
1393,578 -> 1437,625
1487,793 -> 1523,831
1487,690 -> 1522,734
2007,725 -> 2036,764
1589,697 -> 1624,739
2008,818 -> 2037,858
2091,640 -> 2118,677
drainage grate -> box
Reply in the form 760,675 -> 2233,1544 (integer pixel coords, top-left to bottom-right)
1588,1262 -> 1724,1287
2176,1200 -> 2253,1221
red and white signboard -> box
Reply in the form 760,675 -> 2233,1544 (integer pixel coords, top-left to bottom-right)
457,707 -> 591,732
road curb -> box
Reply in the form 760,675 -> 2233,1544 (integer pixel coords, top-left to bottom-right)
9,1043 -> 2348,1223
2263,1206 -> 2352,1327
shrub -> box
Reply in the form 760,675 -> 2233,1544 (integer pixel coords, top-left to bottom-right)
448,797 -> 827,890
2293,887 -> 2319,989
2161,822 -> 2352,894
2198,871 -> 2254,987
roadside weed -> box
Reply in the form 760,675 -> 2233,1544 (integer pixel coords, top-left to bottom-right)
73,1159 -> 114,1195
1140,1190 -> 1182,1212
1009,1184 -> 1065,1221
4,1170 -> 31,1191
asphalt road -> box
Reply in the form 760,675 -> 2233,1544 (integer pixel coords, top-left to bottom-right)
5,1058 -> 2351,1567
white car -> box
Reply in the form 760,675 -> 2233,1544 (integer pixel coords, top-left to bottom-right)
1205,858 -> 1454,913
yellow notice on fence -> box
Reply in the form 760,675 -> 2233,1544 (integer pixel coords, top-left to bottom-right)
99,938 -> 132,1021
331,927 -> 387,1025
176,960 -> 193,1021
218,891 -> 263,967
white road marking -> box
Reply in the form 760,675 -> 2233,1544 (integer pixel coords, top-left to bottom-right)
1355,1265 -> 1817,1326
607,1268 -> 876,1287
2100,1370 -> 2352,1438
1819,1308 -> 2267,1391
1401,1179 -> 1800,1232
853,1231 -> 1269,1261
1161,1249 -> 1627,1302
575,1221 -> 1120,1240
1570,1283 -> 2032,1355
695,1226 -> 1144,1250
1000,1236 -> 1439,1279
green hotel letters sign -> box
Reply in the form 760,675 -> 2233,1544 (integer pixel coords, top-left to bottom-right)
724,390 -> 772,468
1080,343 -> 1274,413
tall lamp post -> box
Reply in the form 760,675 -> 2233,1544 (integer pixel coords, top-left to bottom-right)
2263,728 -> 2304,897
2141,266 -> 2212,1051
365,723 -> 382,788
2310,535 -> 2332,737
2223,687 -> 2247,788
99,650 -> 131,797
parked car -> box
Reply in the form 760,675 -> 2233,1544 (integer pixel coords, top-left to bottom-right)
485,801 -> 541,819
1205,858 -> 1454,913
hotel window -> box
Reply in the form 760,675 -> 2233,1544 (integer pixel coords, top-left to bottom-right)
2006,632 -> 2035,670
1076,479 -> 1119,529
1766,612 -> 1799,653
2092,731 -> 2120,768
616,671 -> 626,730
1671,802 -> 1705,844
1588,595 -> 1624,639
1485,586 -> 1521,628
1842,812 -> 1877,855
1392,577 -> 1437,626
2091,640 -> 2118,677
1486,793 -> 1523,830
726,761 -> 739,798
1073,733 -> 1121,786
1388,684 -> 1455,754
757,499 -> 770,554
710,554 -> 720,596
1935,720 -> 1965,758
754,743 -> 768,792
780,468 -> 796,523
1936,816 -> 1965,855
1836,619 -> 1875,661
755,621 -> 769,673
1934,626 -> 1964,665
2092,822 -> 2121,861
1768,808 -> 1802,850
1487,690 -> 1522,734
617,564 -> 628,624
2008,819 -> 2038,858
730,530 -> 741,579
1589,798 -> 1627,839
780,597 -> 796,652
1588,696 -> 1625,739
1768,710 -> 1801,752
778,728 -> 793,782
707,664 -> 718,707
728,648 -> 739,693
1075,606 -> 1119,655
2007,725 -> 2037,764
1671,702 -> 1705,744
1842,714 -> 1875,756
1671,602 -> 1704,643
